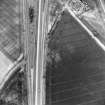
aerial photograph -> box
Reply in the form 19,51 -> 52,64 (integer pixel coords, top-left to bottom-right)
0,0 -> 105,105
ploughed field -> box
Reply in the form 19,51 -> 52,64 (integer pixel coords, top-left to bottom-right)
0,0 -> 22,61
46,10 -> 105,105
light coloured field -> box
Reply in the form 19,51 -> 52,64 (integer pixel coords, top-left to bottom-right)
0,51 -> 13,85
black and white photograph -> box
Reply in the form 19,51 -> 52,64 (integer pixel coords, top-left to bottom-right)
0,0 -> 105,105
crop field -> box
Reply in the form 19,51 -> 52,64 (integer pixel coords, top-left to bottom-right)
46,10 -> 105,105
0,0 -> 22,61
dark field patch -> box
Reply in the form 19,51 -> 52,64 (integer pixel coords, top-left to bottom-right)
46,10 -> 105,105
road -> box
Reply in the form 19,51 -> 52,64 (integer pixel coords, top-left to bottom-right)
99,0 -> 105,13
35,0 -> 49,105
